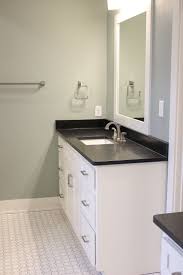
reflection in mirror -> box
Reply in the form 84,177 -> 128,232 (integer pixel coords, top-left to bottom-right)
119,13 -> 146,121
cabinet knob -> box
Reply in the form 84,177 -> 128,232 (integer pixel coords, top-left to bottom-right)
81,235 -> 89,243
81,200 -> 90,207
59,193 -> 64,199
58,145 -> 63,149
80,170 -> 88,176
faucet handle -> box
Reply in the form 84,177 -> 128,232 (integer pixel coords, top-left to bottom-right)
120,132 -> 127,143
111,127 -> 117,141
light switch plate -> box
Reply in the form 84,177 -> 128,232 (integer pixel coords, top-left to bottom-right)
95,105 -> 102,117
159,100 -> 164,118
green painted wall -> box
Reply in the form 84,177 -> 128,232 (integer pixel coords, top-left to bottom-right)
0,0 -> 107,200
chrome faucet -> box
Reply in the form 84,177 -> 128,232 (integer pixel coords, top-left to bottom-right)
105,121 -> 127,143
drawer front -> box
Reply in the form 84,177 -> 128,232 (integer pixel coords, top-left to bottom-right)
81,191 -> 96,230
80,214 -> 96,267
80,159 -> 95,195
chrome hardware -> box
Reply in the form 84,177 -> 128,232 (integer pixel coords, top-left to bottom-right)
58,145 -> 63,149
81,200 -> 90,207
80,170 -> 88,176
120,132 -> 127,143
77,81 -> 88,89
111,127 -> 117,141
74,81 -> 88,100
68,174 -> 73,188
81,235 -> 89,243
0,81 -> 46,89
105,121 -> 121,142
59,193 -> 64,199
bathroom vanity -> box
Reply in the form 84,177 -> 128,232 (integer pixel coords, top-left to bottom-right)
56,119 -> 168,275
55,2 -> 169,274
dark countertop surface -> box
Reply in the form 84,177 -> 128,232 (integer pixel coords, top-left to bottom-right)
56,126 -> 167,166
153,212 -> 183,249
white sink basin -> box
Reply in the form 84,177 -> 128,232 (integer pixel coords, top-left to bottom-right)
80,138 -> 114,146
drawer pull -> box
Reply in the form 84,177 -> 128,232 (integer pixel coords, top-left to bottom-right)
81,200 -> 90,207
68,174 -> 73,188
81,170 -> 88,176
59,193 -> 64,198
172,273 -> 182,275
58,145 -> 63,149
81,235 -> 89,243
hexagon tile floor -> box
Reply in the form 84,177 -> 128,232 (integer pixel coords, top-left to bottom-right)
0,209 -> 99,275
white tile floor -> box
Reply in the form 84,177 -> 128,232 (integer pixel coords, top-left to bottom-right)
0,209 -> 99,275
0,209 -> 161,275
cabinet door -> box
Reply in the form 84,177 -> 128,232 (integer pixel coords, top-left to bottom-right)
59,169 -> 66,209
58,137 -> 67,209
58,139 -> 65,171
64,148 -> 80,237
66,173 -> 75,225
161,238 -> 172,275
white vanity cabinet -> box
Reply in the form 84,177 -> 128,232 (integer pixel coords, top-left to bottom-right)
161,237 -> 183,275
58,135 -> 96,265
58,134 -> 167,275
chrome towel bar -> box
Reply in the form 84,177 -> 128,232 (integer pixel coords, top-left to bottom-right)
0,81 -> 46,89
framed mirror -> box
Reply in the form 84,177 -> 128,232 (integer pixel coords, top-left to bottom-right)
114,1 -> 152,134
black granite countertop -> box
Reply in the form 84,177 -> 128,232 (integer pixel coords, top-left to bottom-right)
56,119 -> 168,166
153,212 -> 183,250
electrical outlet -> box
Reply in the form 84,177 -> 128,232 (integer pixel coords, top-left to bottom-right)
159,100 -> 164,118
95,105 -> 102,117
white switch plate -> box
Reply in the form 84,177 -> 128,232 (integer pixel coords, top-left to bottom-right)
159,100 -> 164,117
95,105 -> 102,117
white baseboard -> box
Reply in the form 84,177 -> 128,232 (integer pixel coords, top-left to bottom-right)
0,197 -> 61,213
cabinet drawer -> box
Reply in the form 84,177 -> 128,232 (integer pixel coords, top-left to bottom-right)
80,159 -> 95,194
80,193 -> 96,230
80,214 -> 96,267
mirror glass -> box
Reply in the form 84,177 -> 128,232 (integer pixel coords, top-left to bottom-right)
118,12 -> 146,122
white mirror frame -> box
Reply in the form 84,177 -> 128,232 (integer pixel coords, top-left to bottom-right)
114,0 -> 152,135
